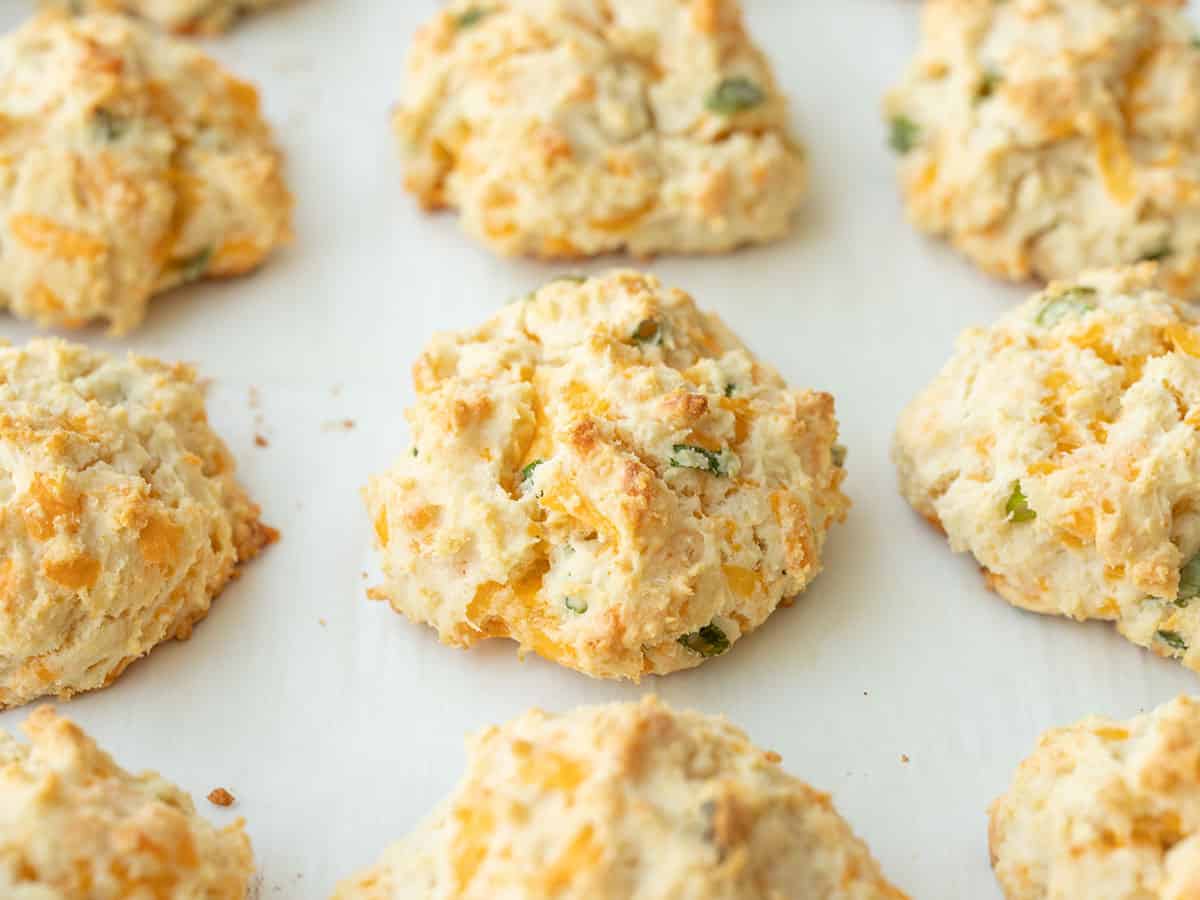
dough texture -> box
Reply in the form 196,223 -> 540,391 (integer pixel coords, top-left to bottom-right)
333,696 -> 906,900
0,707 -> 254,899
0,12 -> 292,333
0,338 -> 274,710
990,695 -> 1200,900
41,0 -> 284,34
894,266 -> 1200,671
393,0 -> 807,258
885,0 -> 1200,297
364,271 -> 848,680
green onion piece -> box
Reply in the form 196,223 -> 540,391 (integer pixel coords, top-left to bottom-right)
888,116 -> 919,154
172,246 -> 213,284
831,444 -> 847,468
705,77 -> 766,115
724,383 -> 735,398
1035,287 -> 1097,327
1005,481 -> 1035,523
92,108 -> 127,142
670,444 -> 732,476
975,69 -> 1002,102
1177,553 -> 1200,606
631,319 -> 662,346
456,7 -> 491,28
411,447 -> 418,458
521,459 -> 543,482
1158,629 -> 1188,653
564,596 -> 588,614
678,623 -> 730,657
550,274 -> 587,285
1141,240 -> 1172,263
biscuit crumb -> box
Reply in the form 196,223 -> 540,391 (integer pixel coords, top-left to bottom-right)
764,750 -> 782,764
900,754 -> 910,764
318,618 -> 327,627
207,787 -> 236,807
254,434 -> 269,448
321,418 -> 355,432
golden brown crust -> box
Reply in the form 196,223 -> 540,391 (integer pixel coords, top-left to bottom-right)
0,708 -> 254,898
0,338 -> 271,709
364,271 -> 848,680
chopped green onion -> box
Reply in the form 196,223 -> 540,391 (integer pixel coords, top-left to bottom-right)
1141,240 -> 1172,263
550,274 -> 587,285
888,116 -> 919,154
724,383 -> 735,398
631,319 -> 663,346
678,623 -> 730,657
1158,629 -> 1188,653
521,459 -> 543,482
1005,481 -> 1035,523
705,77 -> 766,115
974,69 -> 1002,103
92,108 -> 127,142
670,444 -> 734,476
455,7 -> 491,28
1035,287 -> 1097,327
564,596 -> 588,614
411,447 -> 418,458
172,246 -> 212,284
1177,553 -> 1200,606
831,444 -> 847,468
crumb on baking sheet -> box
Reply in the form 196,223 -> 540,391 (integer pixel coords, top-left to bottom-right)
321,418 -> 356,432
254,434 -> 269,447
208,787 -> 236,807
900,754 -> 910,764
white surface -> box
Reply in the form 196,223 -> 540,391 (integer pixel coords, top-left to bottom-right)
1,2 -> 1196,898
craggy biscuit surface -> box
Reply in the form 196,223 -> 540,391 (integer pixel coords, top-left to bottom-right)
43,0 -> 284,34
885,0 -> 1200,297
333,696 -> 906,900
894,266 -> 1200,670
364,271 -> 848,680
0,13 -> 292,333
0,707 -> 254,898
0,339 -> 274,710
990,695 -> 1200,899
394,0 -> 806,258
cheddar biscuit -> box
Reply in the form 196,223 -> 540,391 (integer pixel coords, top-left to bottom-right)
990,695 -> 1200,899
894,266 -> 1200,670
0,707 -> 254,898
364,271 -> 848,680
333,696 -> 906,900
0,12 -> 292,334
0,339 -> 274,710
42,0 -> 283,34
393,0 -> 807,258
885,0 -> 1200,297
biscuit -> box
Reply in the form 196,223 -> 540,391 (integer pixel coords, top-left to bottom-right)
0,338 -> 274,710
0,707 -> 254,898
885,0 -> 1200,298
333,696 -> 906,900
364,271 -> 848,680
990,695 -> 1200,899
393,0 -> 806,258
43,0 -> 283,34
0,12 -> 292,334
894,266 -> 1200,670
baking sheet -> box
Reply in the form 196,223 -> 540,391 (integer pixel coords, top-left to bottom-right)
1,2 -> 1196,897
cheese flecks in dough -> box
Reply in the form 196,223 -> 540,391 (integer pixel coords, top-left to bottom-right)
991,696 -> 1200,900
886,0 -> 1200,298
895,266 -> 1200,671
364,271 -> 848,680
393,0 -> 807,259
333,697 -> 907,900
0,338 -> 274,710
0,708 -> 254,898
0,13 -> 292,333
